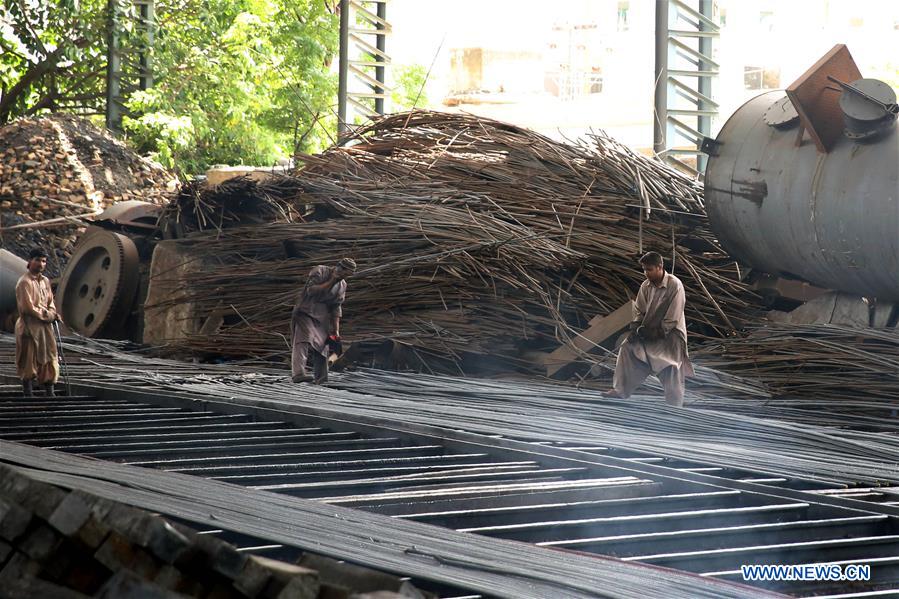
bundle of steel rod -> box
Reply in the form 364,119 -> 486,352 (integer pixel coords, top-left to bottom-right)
8,334 -> 895,487
148,208 -> 588,372
158,176 -> 302,237
2,444 -> 780,599
693,323 -> 899,405
151,111 -> 763,372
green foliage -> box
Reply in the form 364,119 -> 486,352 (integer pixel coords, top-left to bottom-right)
122,0 -> 338,174
0,0 -> 130,122
391,64 -> 429,111
1,0 -> 339,174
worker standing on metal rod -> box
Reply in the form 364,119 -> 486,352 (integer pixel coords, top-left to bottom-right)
15,248 -> 60,397
291,257 -> 356,384
603,251 -> 693,406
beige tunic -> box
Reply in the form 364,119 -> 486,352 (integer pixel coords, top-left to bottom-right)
15,273 -> 59,383
291,265 -> 346,358
629,272 -> 693,375
612,272 -> 693,406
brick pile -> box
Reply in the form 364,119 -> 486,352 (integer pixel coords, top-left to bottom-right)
0,465 -> 431,599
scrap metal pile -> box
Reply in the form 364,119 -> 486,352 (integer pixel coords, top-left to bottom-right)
149,111 -> 762,373
693,323 -> 899,404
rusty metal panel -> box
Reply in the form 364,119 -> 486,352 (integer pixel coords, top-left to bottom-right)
786,44 -> 862,153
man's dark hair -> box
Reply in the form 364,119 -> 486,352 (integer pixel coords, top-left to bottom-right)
638,251 -> 664,268
28,248 -> 48,260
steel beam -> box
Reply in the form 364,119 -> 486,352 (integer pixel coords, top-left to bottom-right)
653,0 -> 719,173
105,0 -> 122,131
337,0 -> 350,137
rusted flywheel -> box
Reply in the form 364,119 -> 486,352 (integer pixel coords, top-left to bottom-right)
56,229 -> 140,338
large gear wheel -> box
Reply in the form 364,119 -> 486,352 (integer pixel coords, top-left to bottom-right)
56,229 -> 140,338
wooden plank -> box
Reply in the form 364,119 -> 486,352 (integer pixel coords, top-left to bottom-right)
785,44 -> 861,153
544,301 -> 634,377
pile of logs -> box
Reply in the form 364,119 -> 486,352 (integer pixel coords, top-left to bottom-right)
0,464 -> 430,598
0,114 -> 175,276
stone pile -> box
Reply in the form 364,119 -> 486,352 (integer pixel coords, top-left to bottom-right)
0,114 -> 176,276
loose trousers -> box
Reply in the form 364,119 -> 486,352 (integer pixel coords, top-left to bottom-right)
291,340 -> 328,383
16,334 -> 59,384
612,341 -> 686,407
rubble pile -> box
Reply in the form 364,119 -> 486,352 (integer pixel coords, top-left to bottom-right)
0,114 -> 175,276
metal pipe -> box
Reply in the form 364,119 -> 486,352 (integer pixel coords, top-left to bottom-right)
697,0 -> 713,172
375,1 -> 387,115
337,0 -> 350,138
653,0 -> 668,157
105,0 -> 122,131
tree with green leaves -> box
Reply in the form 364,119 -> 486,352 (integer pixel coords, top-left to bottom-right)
124,0 -> 339,173
391,64 -> 428,111
0,0 -> 128,123
2,0 -> 339,174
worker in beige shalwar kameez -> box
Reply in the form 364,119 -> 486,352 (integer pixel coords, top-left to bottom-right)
604,251 -> 694,406
15,248 -> 60,397
291,258 -> 356,384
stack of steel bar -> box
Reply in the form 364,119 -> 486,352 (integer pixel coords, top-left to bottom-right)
693,323 -> 899,404
148,110 -> 763,372
6,335 -> 896,489
1,443 -> 783,599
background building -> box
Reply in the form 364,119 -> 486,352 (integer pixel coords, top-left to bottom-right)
387,0 -> 899,153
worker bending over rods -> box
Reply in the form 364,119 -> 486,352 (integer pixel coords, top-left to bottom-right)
291,257 -> 356,384
604,251 -> 693,406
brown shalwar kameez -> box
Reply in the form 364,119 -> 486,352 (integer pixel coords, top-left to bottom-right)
291,265 -> 346,383
15,272 -> 59,384
612,272 -> 693,406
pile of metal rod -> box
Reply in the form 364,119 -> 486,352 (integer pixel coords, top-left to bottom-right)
150,110 -> 763,372
317,369 -> 899,487
2,444 -> 779,599
693,323 -> 899,404
159,176 -> 303,236
11,335 -> 897,487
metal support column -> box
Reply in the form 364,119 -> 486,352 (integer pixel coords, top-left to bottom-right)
337,0 -> 350,137
653,0 -> 719,174
653,0 -> 668,157
337,0 -> 390,137
106,0 -> 155,131
374,1 -> 387,115
696,0 -> 713,172
136,0 -> 155,90
105,0 -> 122,131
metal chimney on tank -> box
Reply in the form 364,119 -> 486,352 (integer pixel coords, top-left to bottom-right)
702,46 -> 899,302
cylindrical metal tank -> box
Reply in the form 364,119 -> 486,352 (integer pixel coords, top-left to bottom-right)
0,249 -> 27,313
704,91 -> 899,301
